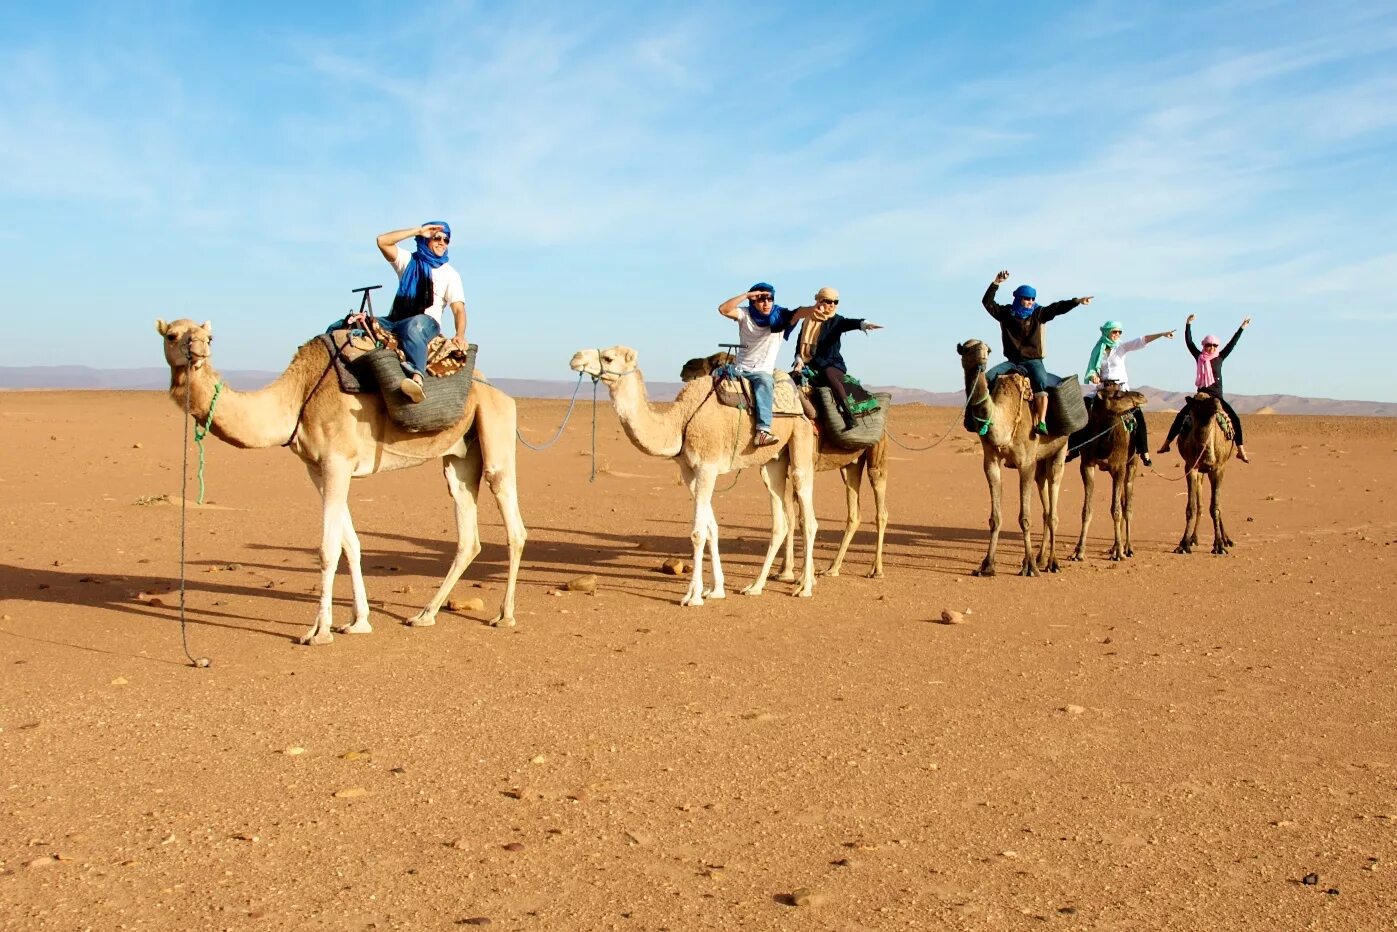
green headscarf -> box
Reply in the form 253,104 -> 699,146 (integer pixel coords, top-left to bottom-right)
1085,320 -> 1123,381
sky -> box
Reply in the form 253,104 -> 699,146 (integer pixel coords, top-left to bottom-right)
3,0 -> 1396,400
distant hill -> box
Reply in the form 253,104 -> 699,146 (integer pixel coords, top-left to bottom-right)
2,366 -> 1393,416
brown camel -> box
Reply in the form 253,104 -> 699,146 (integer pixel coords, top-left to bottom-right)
956,339 -> 1069,576
678,353 -> 889,578
1070,384 -> 1147,562
571,346 -> 817,606
1174,392 -> 1236,555
156,318 -> 527,644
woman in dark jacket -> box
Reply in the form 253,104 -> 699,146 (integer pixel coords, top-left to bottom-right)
1158,314 -> 1251,463
789,287 -> 883,428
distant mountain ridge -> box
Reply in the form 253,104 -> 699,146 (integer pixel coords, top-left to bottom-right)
2,366 -> 1393,416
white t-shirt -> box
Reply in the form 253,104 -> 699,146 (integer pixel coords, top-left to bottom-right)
389,249 -> 465,324
735,306 -> 785,373
1084,335 -> 1148,396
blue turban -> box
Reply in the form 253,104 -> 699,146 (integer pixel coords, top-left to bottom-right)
390,220 -> 451,320
1010,284 -> 1038,320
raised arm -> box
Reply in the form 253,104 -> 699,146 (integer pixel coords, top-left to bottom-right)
718,291 -> 758,321
1184,316 -> 1200,358
983,269 -> 1011,317
376,223 -> 441,262
1217,318 -> 1249,360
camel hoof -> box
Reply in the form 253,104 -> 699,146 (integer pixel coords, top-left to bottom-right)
865,569 -> 884,579
792,588 -> 813,598
703,588 -> 727,600
775,571 -> 797,583
404,613 -> 437,627
489,616 -> 516,627
681,594 -> 704,607
739,584 -> 765,597
973,566 -> 996,578
298,631 -> 333,646
334,620 -> 373,635
1174,544 -> 1191,554
1019,565 -> 1038,577
1069,551 -> 1085,562
1212,545 -> 1229,555
819,568 -> 841,578
1043,560 -> 1060,573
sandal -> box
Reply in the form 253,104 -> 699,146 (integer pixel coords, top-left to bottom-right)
400,375 -> 425,403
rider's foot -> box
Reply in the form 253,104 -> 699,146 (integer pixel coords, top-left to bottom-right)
400,375 -> 425,403
1236,446 -> 1251,464
1141,452 -> 1153,467
1034,421 -> 1049,436
1157,442 -> 1171,454
754,429 -> 780,448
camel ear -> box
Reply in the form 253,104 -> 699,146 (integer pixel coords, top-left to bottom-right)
620,348 -> 637,368
201,320 -> 212,335
955,342 -> 964,354
156,319 -> 169,335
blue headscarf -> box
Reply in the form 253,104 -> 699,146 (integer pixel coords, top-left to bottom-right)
1010,284 -> 1038,320
744,281 -> 791,331
390,220 -> 451,320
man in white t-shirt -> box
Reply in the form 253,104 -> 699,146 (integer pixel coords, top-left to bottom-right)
369,220 -> 467,403
717,283 -> 813,447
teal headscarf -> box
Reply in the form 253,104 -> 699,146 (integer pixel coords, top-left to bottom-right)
1085,320 -> 1123,381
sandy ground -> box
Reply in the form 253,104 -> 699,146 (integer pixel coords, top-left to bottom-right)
2,390 -> 1395,931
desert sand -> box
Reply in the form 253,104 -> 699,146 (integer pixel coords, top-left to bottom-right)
2,391 -> 1395,930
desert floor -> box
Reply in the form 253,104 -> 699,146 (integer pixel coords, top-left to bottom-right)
2,391 -> 1395,931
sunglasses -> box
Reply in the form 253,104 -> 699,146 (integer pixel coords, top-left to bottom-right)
752,294 -> 774,301
429,235 -> 449,244
819,298 -> 840,306
1203,343 -> 1219,348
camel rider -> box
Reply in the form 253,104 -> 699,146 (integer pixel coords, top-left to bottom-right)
717,283 -> 814,447
1068,320 -> 1173,467
787,287 -> 884,430
982,270 -> 1092,435
1159,314 -> 1251,463
371,221 -> 467,404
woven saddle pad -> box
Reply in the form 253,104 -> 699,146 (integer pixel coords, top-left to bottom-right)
713,369 -> 806,417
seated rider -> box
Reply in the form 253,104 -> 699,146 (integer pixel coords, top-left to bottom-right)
982,270 -> 1092,434
1069,320 -> 1173,466
1158,314 -> 1251,463
717,283 -> 814,447
365,221 -> 467,404
787,287 -> 883,430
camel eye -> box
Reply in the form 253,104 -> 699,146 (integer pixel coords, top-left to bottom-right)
166,334 -> 177,341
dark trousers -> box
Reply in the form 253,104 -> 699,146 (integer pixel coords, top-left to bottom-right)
817,365 -> 854,423
1165,394 -> 1243,446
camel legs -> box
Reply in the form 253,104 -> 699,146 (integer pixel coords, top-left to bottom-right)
1176,468 -> 1203,554
824,460 -> 865,577
742,459 -> 791,596
1209,470 -> 1232,555
302,460 -> 355,645
866,452 -> 888,579
1121,459 -> 1137,558
1071,460 -> 1094,561
1034,455 -> 1063,574
788,446 -> 818,598
407,442 -> 484,629
1017,459 -> 1038,577
304,462 -> 373,638
681,465 -> 722,607
476,399 -> 528,625
975,455 -> 1003,577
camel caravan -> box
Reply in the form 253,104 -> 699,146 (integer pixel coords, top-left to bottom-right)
156,229 -> 1255,644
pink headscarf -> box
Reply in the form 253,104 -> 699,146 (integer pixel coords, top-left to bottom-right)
1195,335 -> 1220,389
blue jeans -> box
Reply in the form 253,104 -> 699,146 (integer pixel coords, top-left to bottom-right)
325,314 -> 440,378
383,315 -> 440,378
987,358 -> 1052,397
736,368 -> 775,432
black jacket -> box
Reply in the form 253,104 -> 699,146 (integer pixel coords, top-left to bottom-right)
792,314 -> 866,374
1186,322 -> 1244,397
982,283 -> 1080,362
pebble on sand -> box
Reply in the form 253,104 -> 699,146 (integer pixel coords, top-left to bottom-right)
938,610 -> 965,625
1061,705 -> 1086,715
567,574 -> 598,594
333,787 -> 368,798
448,597 -> 486,613
660,558 -> 687,575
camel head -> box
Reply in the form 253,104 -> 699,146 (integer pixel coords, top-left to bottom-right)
570,345 -> 638,387
156,318 -> 214,371
679,351 -> 735,382
956,339 -> 991,371
1097,384 -> 1147,416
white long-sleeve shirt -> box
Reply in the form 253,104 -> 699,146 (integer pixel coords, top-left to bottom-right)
1084,335 -> 1148,396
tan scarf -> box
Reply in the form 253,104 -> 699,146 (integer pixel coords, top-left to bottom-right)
795,319 -> 825,364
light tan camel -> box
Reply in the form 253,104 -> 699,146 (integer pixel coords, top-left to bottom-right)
156,318 -> 526,644
957,339 -> 1068,576
1174,392 -> 1236,555
678,353 -> 889,578
570,346 -> 817,605
1070,384 -> 1147,562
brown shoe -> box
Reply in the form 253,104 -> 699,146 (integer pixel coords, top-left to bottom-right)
400,375 -> 425,403
754,429 -> 779,448
1236,446 -> 1250,464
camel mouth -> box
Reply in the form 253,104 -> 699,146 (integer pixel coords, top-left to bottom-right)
568,352 -> 603,379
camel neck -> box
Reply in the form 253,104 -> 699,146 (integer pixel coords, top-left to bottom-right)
608,370 -> 705,458
169,342 -> 321,449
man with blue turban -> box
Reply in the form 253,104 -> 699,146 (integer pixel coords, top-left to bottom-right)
982,270 -> 1093,435
373,221 -> 467,403
717,283 -> 815,447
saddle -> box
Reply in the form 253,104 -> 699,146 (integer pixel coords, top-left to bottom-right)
809,386 -> 891,450
712,368 -> 809,417
967,370 -> 1089,436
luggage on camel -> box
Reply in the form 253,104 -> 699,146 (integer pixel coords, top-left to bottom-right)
322,314 -> 479,432
967,367 -> 1088,436
812,386 -> 890,450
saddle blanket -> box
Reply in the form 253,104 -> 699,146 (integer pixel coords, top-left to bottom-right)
321,315 -> 473,394
713,368 -> 807,417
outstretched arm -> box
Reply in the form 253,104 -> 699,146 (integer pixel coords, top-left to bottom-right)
983,270 -> 1010,316
1144,329 -> 1175,345
1040,295 -> 1091,322
1217,318 -> 1249,360
376,224 -> 441,262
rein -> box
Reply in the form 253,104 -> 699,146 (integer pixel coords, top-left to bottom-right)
283,335 -> 352,448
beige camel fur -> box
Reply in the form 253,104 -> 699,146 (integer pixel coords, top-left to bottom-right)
678,353 -> 888,578
1070,384 -> 1147,562
1174,393 -> 1236,555
571,346 -> 817,605
156,318 -> 526,644
957,339 -> 1068,576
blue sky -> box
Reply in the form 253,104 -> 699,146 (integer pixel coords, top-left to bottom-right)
3,1 -> 1396,399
